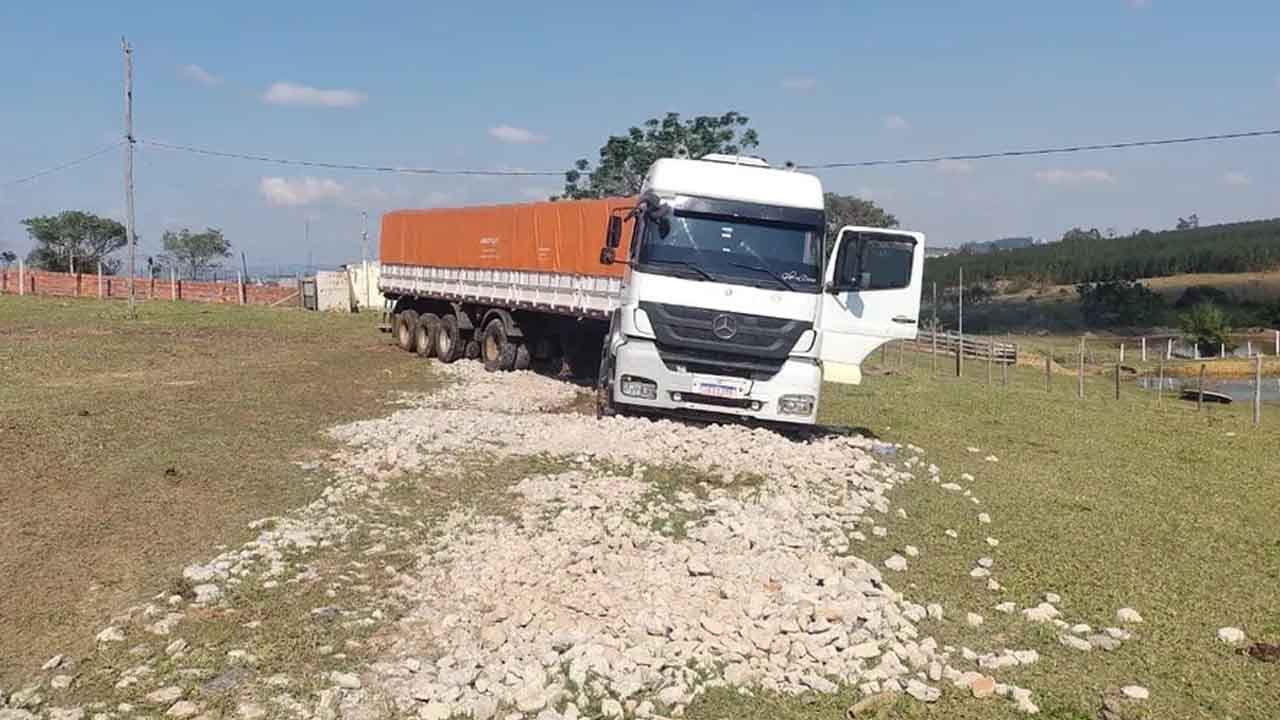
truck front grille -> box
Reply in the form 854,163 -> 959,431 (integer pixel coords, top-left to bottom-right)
641,301 -> 811,380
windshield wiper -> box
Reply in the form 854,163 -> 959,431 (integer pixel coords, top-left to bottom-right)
643,259 -> 716,282
727,262 -> 796,292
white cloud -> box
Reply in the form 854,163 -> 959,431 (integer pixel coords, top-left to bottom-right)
937,159 -> 974,175
884,114 -> 909,131
1221,171 -> 1251,186
259,176 -> 347,207
180,64 -> 222,87
781,76 -> 817,92
488,125 -> 547,144
1033,169 -> 1116,186
262,82 -> 366,108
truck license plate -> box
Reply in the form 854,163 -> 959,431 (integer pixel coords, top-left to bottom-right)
692,376 -> 751,399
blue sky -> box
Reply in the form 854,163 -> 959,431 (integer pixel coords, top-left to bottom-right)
2,0 -> 1278,268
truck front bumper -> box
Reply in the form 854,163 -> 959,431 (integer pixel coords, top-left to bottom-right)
610,338 -> 821,425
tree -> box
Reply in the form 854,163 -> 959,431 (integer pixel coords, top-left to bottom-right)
823,193 -> 899,253
1176,214 -> 1200,230
0,250 -> 16,268
1077,280 -> 1165,328
558,112 -> 760,199
21,211 -> 127,273
162,228 -> 232,279
1179,302 -> 1229,355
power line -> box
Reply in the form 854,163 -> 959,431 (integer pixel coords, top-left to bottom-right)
1,142 -> 122,188
13,127 -> 1277,189
139,139 -> 565,176
796,129 -> 1280,169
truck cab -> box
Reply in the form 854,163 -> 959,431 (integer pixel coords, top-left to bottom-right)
599,154 -> 923,425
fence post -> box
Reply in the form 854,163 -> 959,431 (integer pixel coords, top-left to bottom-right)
1167,338 -> 1173,361
1078,337 -> 1085,399
1045,354 -> 1051,392
955,332 -> 962,378
1247,340 -> 1253,357
1220,342 -> 1225,359
1255,353 -> 1263,426
1001,347 -> 1009,387
1119,343 -> 1125,364
931,330 -> 938,375
1197,364 -> 1206,412
237,269 -> 246,305
97,263 -> 104,298
1157,359 -> 1164,406
171,267 -> 177,301
1114,362 -> 1121,401
1141,336 -> 1147,362
1275,329 -> 1279,356
18,259 -> 24,296
987,338 -> 994,385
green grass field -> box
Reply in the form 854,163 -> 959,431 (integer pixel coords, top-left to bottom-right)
0,295 -> 439,687
4,296 -> 1278,719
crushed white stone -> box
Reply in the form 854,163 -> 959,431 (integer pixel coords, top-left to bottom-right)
1216,627 -> 1246,644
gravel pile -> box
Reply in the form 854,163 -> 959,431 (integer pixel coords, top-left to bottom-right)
332,364 -> 1040,718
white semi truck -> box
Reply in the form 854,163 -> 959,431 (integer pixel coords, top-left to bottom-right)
596,154 -> 924,424
380,153 -> 923,426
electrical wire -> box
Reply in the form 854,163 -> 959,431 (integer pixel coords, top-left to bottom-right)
11,128 -> 1280,187
1,142 -> 122,187
795,129 -> 1280,169
138,139 -> 565,176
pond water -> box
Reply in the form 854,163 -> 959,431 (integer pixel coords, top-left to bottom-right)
1136,376 -> 1280,403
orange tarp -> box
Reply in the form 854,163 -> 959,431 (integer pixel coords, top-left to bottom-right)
380,197 -> 637,278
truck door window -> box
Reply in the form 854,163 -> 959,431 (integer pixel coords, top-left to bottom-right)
836,234 -> 915,291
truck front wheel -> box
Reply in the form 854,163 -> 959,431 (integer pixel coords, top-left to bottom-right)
481,319 -> 510,372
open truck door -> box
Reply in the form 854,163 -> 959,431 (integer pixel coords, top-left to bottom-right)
817,226 -> 924,384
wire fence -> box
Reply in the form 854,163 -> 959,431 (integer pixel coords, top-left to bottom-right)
871,330 -> 1280,427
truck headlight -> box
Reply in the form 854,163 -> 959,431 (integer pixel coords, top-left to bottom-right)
619,375 -> 658,400
632,308 -> 655,337
778,394 -> 816,416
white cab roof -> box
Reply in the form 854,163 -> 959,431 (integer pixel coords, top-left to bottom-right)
645,158 -> 824,211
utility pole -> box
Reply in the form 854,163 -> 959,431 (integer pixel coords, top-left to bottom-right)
122,37 -> 138,319
957,266 -> 964,377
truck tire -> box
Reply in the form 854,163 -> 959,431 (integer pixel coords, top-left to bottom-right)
498,343 -> 518,371
415,313 -> 440,358
514,343 -> 531,371
396,310 -> 419,352
435,314 -> 463,363
481,319 -> 509,373
595,349 -> 616,418
464,339 -> 481,360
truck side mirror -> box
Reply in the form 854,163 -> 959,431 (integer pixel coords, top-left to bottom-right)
605,216 -> 622,249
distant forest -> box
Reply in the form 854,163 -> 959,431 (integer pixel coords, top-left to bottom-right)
924,218 -> 1280,286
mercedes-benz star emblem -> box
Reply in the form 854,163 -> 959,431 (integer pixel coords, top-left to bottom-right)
712,314 -> 737,340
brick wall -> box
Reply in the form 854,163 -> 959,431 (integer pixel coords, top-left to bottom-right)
0,268 -> 299,307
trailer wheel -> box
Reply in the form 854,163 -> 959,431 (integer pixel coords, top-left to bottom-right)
513,343 -> 531,371
464,339 -> 481,360
498,343 -> 518,371
435,314 -> 463,363
481,319 -> 509,373
396,310 -> 420,352
415,313 -> 440,358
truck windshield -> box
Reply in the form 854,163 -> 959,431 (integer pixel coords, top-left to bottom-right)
637,212 -> 822,293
